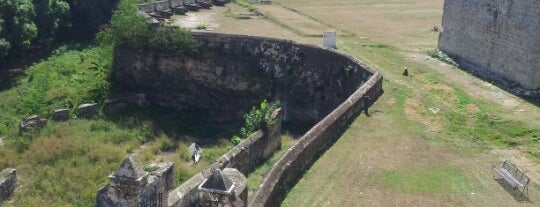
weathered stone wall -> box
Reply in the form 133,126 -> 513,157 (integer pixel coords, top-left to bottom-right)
439,0 -> 540,92
114,32 -> 372,125
248,67 -> 382,207
167,112 -> 282,207
113,31 -> 383,206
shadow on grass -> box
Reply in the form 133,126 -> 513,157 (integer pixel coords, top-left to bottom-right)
494,178 -> 532,203
105,104 -> 243,146
0,41 -> 94,92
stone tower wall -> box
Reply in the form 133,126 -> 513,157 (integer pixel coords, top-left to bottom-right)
438,0 -> 540,90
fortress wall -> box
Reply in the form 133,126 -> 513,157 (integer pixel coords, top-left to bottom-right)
439,0 -> 540,90
113,31 -> 384,206
249,70 -> 382,207
114,32 -> 373,125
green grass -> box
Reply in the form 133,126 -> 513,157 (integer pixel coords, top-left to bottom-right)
338,37 -> 540,160
0,41 -> 230,206
379,166 -> 472,194
247,135 -> 294,194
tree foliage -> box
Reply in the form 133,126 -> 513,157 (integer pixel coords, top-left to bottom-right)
0,0 -> 119,62
0,0 -> 38,59
64,0 -> 119,38
32,0 -> 70,39
233,100 -> 281,145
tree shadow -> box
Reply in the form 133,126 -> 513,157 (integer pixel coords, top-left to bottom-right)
494,178 -> 532,203
0,41 -> 93,92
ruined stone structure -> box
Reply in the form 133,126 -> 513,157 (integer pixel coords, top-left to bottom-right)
108,30 -> 383,207
439,0 -> 540,96
97,108 -> 282,207
0,168 -> 17,205
96,157 -> 175,207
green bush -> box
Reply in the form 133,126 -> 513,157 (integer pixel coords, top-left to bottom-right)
107,0 -> 199,55
149,27 -> 199,55
233,100 -> 280,144
159,138 -> 176,152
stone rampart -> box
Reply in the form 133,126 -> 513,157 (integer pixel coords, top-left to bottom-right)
439,0 -> 540,95
249,65 -> 382,207
112,31 -> 384,206
114,32 -> 373,125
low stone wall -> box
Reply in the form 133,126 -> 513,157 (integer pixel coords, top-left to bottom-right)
249,69 -> 383,207
167,110 -> 282,207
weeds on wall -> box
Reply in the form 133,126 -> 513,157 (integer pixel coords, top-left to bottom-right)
232,100 -> 280,145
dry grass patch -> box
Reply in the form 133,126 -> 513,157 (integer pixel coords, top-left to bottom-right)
404,98 -> 444,132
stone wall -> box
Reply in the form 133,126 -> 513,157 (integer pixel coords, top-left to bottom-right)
114,32 -> 373,125
96,159 -> 174,207
249,65 -> 383,207
167,111 -> 282,207
439,0 -> 540,93
113,31 -> 383,206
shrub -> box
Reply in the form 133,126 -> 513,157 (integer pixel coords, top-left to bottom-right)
233,99 -> 280,144
159,138 -> 176,152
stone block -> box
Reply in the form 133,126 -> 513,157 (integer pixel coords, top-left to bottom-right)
0,168 -> 16,204
19,115 -> 47,133
322,31 -> 336,49
103,99 -> 127,115
77,103 -> 99,119
52,109 -> 69,121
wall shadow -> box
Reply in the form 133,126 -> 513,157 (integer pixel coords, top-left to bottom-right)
104,104 -> 243,146
494,178 -> 531,203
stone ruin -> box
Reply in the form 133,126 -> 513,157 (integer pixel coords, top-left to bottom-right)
197,168 -> 247,207
0,168 -> 17,205
439,0 -> 540,98
96,157 -> 175,207
96,158 -> 247,207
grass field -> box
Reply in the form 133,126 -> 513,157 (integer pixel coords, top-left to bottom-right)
190,0 -> 540,206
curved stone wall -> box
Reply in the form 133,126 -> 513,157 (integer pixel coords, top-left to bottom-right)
114,32 -> 374,125
113,31 -> 384,206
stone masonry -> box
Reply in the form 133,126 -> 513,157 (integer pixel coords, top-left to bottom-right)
0,168 -> 17,205
439,0 -> 540,92
96,157 -> 174,207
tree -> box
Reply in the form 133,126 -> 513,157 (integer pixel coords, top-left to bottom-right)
64,0 -> 119,38
32,0 -> 70,39
0,0 -> 38,60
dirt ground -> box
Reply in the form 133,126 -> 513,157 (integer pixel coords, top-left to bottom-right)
170,1 -> 540,206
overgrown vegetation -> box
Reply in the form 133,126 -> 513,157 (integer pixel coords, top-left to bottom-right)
0,0 -> 207,206
231,100 -> 280,144
99,0 -> 199,55
0,0 -> 119,63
